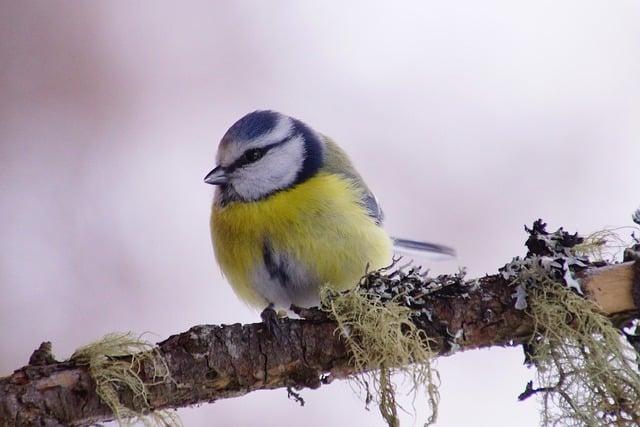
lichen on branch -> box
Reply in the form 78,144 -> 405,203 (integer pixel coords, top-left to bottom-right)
321,263 -> 440,426
0,218 -> 638,427
71,333 -> 178,426
528,283 -> 640,426
503,219 -> 640,426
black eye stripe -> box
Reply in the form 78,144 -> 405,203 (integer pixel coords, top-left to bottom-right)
244,148 -> 265,162
226,139 -> 290,172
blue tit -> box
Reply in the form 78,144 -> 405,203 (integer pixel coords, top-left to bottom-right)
205,110 -> 453,311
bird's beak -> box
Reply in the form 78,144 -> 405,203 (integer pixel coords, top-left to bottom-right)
204,166 -> 228,185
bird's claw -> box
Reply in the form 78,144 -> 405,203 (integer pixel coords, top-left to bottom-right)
260,305 -> 283,342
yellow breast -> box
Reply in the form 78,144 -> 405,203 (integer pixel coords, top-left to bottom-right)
210,172 -> 392,308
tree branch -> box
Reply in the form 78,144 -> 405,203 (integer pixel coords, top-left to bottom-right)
1,260 -> 638,426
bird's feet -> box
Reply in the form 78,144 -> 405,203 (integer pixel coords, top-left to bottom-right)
260,304 -> 284,342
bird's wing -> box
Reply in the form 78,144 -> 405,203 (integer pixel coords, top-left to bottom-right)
321,135 -> 384,224
392,237 -> 456,260
321,135 -> 455,260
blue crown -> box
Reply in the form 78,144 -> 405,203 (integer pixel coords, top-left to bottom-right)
225,110 -> 280,141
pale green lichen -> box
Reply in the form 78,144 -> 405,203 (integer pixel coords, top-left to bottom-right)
573,229 -> 634,262
527,280 -> 640,426
507,220 -> 640,426
321,267 -> 440,427
71,333 -> 180,426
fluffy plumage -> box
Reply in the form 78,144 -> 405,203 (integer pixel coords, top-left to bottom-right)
206,111 -> 449,310
211,171 -> 392,308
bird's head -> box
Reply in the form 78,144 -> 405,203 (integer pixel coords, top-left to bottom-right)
205,110 -> 324,203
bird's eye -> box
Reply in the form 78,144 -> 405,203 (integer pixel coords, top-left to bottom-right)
244,148 -> 264,163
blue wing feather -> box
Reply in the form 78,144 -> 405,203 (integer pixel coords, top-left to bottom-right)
392,237 -> 456,257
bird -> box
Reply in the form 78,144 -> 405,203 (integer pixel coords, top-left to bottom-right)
205,110 -> 453,317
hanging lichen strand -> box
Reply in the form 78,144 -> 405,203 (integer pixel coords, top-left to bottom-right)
71,333 -> 179,426
527,283 -> 640,426
502,220 -> 640,426
321,264 -> 441,427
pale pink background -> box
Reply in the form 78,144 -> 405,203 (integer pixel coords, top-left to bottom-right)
1,2 -> 639,426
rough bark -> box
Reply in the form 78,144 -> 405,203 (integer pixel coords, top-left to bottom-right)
0,261 -> 637,426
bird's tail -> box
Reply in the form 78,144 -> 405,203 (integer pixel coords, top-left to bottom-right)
392,237 -> 456,260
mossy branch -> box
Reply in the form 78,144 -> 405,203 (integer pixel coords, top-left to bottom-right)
1,223 -> 639,426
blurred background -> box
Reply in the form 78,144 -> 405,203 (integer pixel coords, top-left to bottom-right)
1,1 -> 639,426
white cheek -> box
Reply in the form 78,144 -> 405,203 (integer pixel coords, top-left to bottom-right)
232,136 -> 305,200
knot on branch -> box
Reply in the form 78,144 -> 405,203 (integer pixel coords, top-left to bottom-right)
28,342 -> 58,366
